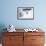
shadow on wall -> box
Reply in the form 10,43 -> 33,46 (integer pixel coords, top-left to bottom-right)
0,24 -> 7,43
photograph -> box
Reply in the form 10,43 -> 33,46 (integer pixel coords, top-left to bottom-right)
17,7 -> 34,20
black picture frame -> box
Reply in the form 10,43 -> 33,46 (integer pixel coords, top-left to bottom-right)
17,7 -> 34,20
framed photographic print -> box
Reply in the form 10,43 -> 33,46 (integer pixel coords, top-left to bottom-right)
17,7 -> 34,20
